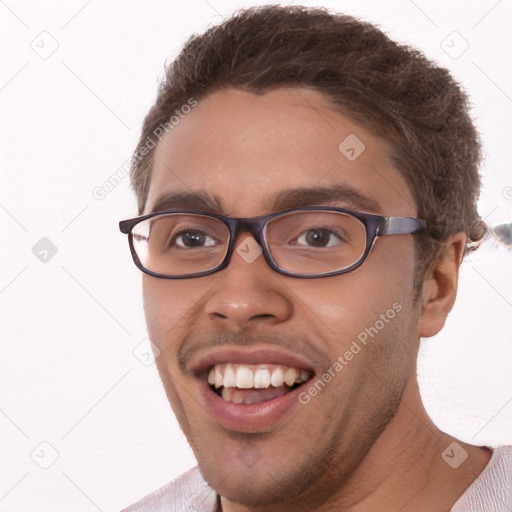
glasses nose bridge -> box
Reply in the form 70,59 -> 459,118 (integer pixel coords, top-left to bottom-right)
232,217 -> 267,248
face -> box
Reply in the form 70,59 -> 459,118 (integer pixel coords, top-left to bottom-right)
142,88 -> 422,507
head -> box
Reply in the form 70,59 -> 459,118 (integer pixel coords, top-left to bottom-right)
131,5 -> 485,282
125,5 -> 485,508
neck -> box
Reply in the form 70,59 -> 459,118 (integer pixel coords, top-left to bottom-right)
328,377 -> 492,512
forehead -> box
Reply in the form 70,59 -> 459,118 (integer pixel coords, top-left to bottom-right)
146,88 -> 416,217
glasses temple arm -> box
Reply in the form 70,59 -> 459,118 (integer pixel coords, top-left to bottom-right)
378,217 -> 427,236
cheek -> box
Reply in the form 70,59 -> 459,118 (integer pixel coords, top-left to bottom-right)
142,277 -> 201,354
291,238 -> 416,343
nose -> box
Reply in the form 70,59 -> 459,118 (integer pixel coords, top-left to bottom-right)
203,234 -> 293,329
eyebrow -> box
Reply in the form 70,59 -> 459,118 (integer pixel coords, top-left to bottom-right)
147,184 -> 382,215
148,190 -> 223,214
269,185 -> 382,213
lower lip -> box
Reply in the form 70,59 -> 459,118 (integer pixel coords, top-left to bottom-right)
198,380 -> 308,433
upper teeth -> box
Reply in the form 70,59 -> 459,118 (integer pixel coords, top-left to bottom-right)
207,363 -> 310,389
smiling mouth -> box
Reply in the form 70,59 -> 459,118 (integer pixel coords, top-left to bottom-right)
207,363 -> 313,405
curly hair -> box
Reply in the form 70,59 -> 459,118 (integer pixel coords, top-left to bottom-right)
130,5 -> 485,281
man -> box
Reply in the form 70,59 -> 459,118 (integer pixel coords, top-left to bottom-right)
119,5 -> 511,511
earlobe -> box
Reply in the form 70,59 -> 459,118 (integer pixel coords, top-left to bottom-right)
418,233 -> 466,338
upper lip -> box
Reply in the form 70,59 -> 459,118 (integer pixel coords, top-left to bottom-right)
188,345 -> 317,378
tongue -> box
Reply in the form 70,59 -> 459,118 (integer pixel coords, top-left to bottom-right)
221,386 -> 291,405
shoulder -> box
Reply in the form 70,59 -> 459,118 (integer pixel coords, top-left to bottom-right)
452,446 -> 512,512
121,467 -> 218,512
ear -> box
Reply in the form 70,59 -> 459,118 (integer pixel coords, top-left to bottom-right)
418,232 -> 466,338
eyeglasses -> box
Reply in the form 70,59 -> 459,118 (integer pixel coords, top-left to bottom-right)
119,206 -> 426,279
488,220 -> 512,249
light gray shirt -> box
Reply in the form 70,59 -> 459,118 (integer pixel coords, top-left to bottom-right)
122,446 -> 512,511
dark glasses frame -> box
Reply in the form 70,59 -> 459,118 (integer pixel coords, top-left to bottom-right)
119,205 -> 426,279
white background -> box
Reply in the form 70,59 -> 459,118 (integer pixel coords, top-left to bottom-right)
1,1 -> 511,510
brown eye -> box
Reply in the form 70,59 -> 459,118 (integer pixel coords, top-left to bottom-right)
295,228 -> 343,248
173,230 -> 217,249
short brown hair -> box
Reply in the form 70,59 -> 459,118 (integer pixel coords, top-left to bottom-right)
130,5 -> 485,279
